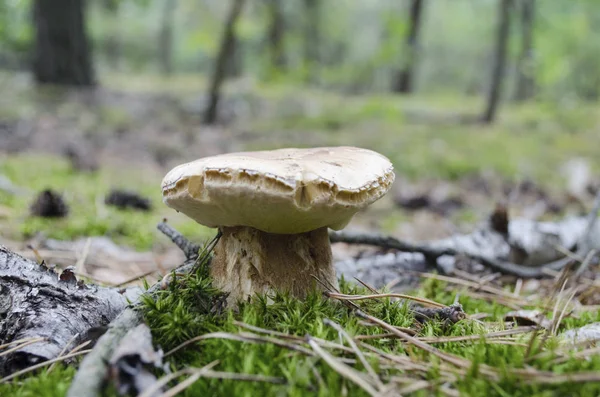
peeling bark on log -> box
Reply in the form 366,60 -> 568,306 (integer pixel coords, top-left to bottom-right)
0,245 -> 141,376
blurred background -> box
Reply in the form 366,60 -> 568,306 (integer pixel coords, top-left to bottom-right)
0,0 -> 598,285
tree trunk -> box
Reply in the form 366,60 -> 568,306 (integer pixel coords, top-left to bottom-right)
514,0 -> 535,101
481,0 -> 512,124
392,0 -> 425,94
204,0 -> 246,124
266,0 -> 285,69
159,0 -> 177,75
32,0 -> 95,86
303,0 -> 319,81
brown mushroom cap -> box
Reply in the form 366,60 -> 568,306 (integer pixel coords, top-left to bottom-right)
162,146 -> 394,234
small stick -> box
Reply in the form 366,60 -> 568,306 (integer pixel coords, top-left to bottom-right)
138,360 -> 220,397
0,337 -> 46,351
0,349 -> 92,383
323,319 -> 383,389
307,336 -> 380,397
165,331 -> 314,357
114,269 -> 160,288
157,220 -> 202,260
0,338 -> 47,358
327,292 -> 446,308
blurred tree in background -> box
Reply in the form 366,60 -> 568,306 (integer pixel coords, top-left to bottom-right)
514,0 -> 535,101
32,0 -> 95,86
0,0 -> 598,119
482,0 -> 512,124
392,0 -> 424,94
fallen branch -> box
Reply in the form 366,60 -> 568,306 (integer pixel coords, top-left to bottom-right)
157,220 -> 201,259
332,194 -> 600,278
331,230 -> 550,278
67,221 -> 213,397
0,246 -> 141,376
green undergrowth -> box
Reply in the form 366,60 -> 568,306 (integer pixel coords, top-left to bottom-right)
0,154 -> 211,250
0,366 -> 76,397
137,254 -> 600,396
3,253 -> 600,396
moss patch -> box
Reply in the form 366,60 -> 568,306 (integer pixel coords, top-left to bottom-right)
137,254 -> 600,397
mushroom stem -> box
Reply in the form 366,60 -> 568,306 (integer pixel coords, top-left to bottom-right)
211,226 -> 337,304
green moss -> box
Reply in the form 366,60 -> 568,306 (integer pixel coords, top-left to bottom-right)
137,255 -> 600,397
0,366 -> 76,397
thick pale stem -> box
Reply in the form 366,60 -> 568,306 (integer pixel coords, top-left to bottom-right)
211,226 -> 336,304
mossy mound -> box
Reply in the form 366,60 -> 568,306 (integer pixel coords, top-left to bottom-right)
3,248 -> 600,396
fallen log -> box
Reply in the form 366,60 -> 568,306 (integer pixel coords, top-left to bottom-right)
0,246 -> 141,376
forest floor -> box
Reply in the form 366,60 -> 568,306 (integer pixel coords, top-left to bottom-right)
1,72 -> 600,396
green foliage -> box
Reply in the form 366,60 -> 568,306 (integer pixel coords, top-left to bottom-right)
140,261 -> 600,397
0,0 -> 32,57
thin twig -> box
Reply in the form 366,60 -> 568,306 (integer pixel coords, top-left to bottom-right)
47,340 -> 91,374
0,337 -> 47,358
165,332 -> 314,357
327,292 -> 446,308
418,272 -> 526,302
157,220 -> 202,260
355,310 -> 479,372
114,269 -> 160,287
159,368 -> 286,397
46,334 -> 79,373
0,337 -> 47,351
233,321 -> 304,341
0,349 -> 92,383
139,361 -> 220,397
307,336 -> 380,396
323,319 -> 383,390
417,326 -> 537,343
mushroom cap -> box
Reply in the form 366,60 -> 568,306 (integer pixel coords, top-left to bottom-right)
161,146 -> 395,234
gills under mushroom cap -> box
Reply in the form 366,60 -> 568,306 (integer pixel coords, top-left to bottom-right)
161,147 -> 395,234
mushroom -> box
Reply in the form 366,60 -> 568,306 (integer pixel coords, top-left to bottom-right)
161,146 -> 394,304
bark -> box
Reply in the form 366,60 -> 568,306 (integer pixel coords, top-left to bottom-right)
481,0 -> 512,123
392,0 -> 425,94
514,0 -> 535,101
266,0 -> 286,69
0,246 -> 140,376
204,0 -> 246,124
32,0 -> 95,86
158,0 -> 177,75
